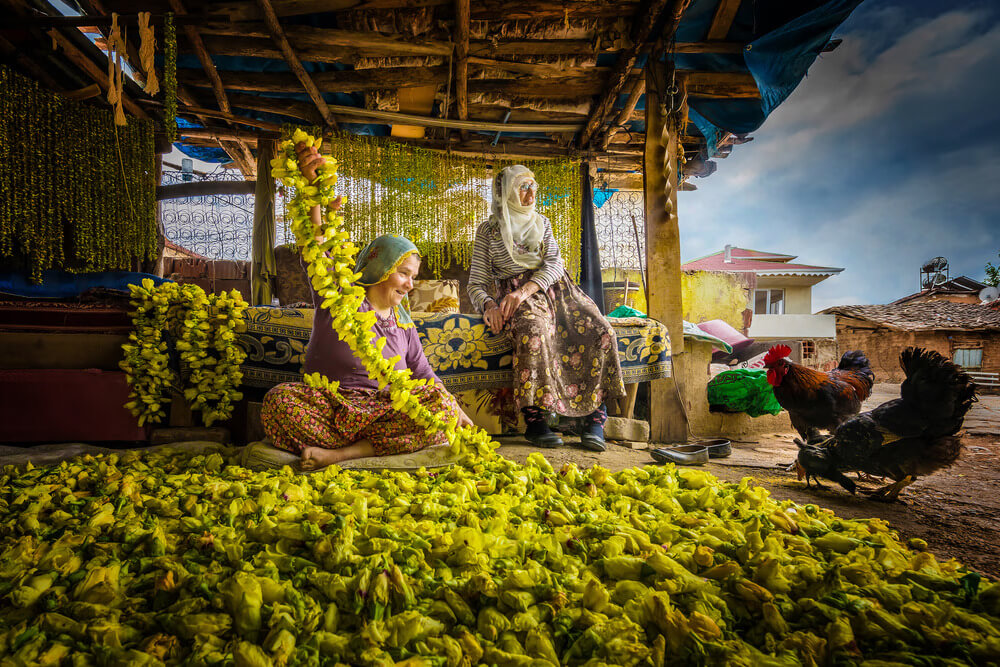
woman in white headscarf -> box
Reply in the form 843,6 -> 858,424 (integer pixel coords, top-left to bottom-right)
467,165 -> 625,451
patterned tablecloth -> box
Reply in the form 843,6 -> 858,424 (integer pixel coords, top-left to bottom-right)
237,307 -> 671,392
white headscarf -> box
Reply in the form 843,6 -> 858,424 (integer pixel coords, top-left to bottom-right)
491,165 -> 544,269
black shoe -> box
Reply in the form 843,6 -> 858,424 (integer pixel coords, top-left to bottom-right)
525,422 -> 563,448
579,423 -> 606,452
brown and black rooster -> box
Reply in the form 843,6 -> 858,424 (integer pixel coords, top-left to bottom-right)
764,344 -> 875,443
795,347 -> 977,501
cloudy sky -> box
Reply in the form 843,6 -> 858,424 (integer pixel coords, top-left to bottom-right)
678,0 -> 1000,310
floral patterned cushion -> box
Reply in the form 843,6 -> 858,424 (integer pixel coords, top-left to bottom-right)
409,279 -> 460,314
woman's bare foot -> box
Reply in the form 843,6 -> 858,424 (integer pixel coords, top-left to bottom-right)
299,439 -> 375,471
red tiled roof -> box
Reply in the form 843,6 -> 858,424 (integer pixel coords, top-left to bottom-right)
682,255 -> 843,274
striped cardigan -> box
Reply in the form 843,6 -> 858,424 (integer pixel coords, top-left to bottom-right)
467,216 -> 565,314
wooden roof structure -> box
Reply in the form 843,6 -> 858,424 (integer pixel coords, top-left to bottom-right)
3,0 -> 859,186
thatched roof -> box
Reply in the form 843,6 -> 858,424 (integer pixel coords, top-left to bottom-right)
3,0 -> 861,184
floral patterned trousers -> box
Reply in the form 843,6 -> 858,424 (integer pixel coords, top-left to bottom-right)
261,382 -> 457,456
501,272 -> 626,417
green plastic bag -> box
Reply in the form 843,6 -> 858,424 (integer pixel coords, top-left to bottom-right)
608,305 -> 647,318
707,369 -> 783,417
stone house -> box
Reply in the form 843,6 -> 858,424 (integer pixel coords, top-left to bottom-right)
820,302 -> 1000,382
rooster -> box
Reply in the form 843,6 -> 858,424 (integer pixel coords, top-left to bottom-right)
795,347 -> 977,502
764,344 -> 875,443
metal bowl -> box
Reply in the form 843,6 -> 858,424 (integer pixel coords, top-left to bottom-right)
693,438 -> 732,458
650,445 -> 709,466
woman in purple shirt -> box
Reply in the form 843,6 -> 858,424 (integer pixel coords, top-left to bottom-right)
261,145 -> 472,470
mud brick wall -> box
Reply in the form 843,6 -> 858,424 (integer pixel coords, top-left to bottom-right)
834,322 -> 1000,382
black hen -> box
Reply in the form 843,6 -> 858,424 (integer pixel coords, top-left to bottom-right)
796,347 -> 977,501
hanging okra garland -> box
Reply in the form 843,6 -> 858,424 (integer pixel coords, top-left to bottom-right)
0,65 -> 158,282
163,12 -> 178,142
324,133 -> 582,280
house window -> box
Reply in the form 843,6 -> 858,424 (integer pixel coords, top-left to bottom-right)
952,348 -> 983,369
754,289 -> 785,315
802,340 -> 816,359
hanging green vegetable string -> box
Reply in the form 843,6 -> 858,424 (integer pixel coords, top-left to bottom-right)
163,12 -> 177,143
321,133 -> 582,280
0,65 -> 158,282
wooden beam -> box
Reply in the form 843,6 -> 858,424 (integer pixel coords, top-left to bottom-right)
255,0 -> 339,130
334,106 -> 581,132
166,0 -> 256,175
675,41 -> 743,54
168,0 -> 229,114
46,29 -> 149,119
707,0 -> 741,41
685,71 -> 759,98
578,0 -> 686,148
643,60 -> 687,443
143,100 -> 284,131
212,0 -> 363,21
225,92 -> 324,125
599,75 -> 644,150
468,39 -> 593,57
178,66 -> 449,93
193,34 -> 587,78
0,34 -> 64,91
199,22 -> 451,57
454,0 -> 469,140
177,125 -> 641,167
469,75 -> 603,98
156,180 -> 257,200
63,83 -> 102,100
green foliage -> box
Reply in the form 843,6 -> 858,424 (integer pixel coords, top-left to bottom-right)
986,250 -> 999,287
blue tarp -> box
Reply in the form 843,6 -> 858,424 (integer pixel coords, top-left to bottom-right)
0,271 -> 170,299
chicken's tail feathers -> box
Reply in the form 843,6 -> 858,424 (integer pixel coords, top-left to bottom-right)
899,347 -> 978,424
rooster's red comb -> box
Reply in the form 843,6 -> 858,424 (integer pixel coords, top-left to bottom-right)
763,344 -> 792,365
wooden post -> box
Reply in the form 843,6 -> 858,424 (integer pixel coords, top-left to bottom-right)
251,139 -> 278,306
454,0 -> 470,141
644,61 -> 688,443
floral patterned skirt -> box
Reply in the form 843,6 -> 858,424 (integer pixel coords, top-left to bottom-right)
500,271 -> 626,417
260,382 -> 456,456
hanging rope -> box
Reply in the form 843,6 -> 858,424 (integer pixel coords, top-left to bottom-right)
138,12 -> 159,96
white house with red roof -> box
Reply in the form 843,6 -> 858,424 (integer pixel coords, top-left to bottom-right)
682,245 -> 843,340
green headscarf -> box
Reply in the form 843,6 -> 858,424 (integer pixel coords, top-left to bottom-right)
355,234 -> 420,326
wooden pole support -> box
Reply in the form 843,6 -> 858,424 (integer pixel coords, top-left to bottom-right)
644,61 -> 687,443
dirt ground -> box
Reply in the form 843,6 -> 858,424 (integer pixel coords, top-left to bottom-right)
497,384 -> 1000,580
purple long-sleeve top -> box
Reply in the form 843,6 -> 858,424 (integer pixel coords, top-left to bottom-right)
303,293 -> 438,391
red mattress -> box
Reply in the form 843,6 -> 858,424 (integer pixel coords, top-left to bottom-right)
0,369 -> 147,442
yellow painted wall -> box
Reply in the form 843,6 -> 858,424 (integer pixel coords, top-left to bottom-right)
680,271 -> 747,329
602,269 -> 748,329
602,268 -> 648,313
